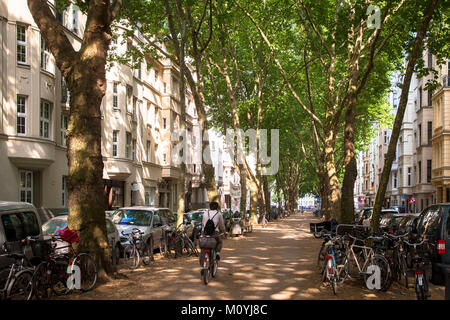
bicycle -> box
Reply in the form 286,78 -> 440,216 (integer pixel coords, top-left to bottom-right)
321,234 -> 349,295
344,234 -> 391,291
31,234 -> 97,300
382,232 -> 410,288
160,226 -> 177,259
0,242 -> 35,300
199,233 -> 224,285
122,228 -> 153,269
403,238 -> 431,300
174,224 -> 199,257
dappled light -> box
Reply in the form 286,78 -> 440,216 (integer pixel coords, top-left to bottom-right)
56,212 -> 443,300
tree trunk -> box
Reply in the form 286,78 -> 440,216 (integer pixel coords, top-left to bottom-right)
324,131 -> 341,221
372,0 -> 438,232
263,175 -> 271,217
248,178 -> 259,224
27,0 -> 120,278
239,164 -> 247,219
341,155 -> 357,223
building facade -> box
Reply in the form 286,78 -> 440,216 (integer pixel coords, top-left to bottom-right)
0,0 -> 210,212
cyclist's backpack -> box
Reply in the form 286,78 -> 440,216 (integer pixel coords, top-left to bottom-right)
204,210 -> 218,236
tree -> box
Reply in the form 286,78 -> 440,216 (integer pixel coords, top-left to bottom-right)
372,0 -> 441,232
27,0 -> 123,276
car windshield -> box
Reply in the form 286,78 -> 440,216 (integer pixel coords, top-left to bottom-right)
42,218 -> 68,235
112,210 -> 153,226
189,212 -> 204,221
417,206 -> 443,236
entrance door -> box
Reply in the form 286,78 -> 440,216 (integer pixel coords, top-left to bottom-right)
18,170 -> 33,204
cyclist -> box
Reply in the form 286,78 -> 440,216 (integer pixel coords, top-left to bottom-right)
200,201 -> 227,264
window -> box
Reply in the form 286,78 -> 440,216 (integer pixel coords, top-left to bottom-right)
72,6 -> 78,34
112,130 -> 119,157
163,82 -> 166,93
172,78 -> 178,96
418,124 -> 422,146
61,77 -> 70,103
163,118 -> 167,129
154,143 -> 158,163
193,164 -> 197,173
126,132 -> 131,159
132,139 -> 136,162
408,167 -> 411,186
132,97 -> 137,121
61,115 -> 68,146
427,160 -> 432,183
1,212 -> 40,242
384,131 -> 388,144
428,90 -> 433,107
419,87 -> 423,108
126,86 -> 132,113
418,161 -> 422,183
428,121 -> 432,144
163,153 -> 167,164
17,24 -> 27,64
17,95 -> 27,135
40,35 -> 51,71
40,100 -> 51,139
393,172 -> 397,189
19,170 -> 33,203
428,52 -> 433,68
154,70 -> 159,84
145,187 -> 156,206
113,83 -> 119,109
62,176 -> 67,207
146,140 -> 150,162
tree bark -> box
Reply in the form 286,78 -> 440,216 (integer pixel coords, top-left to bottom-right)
27,0 -> 120,277
372,0 -> 438,232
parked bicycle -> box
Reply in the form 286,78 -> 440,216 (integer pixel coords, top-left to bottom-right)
160,226 -> 177,259
31,232 -> 97,300
0,242 -> 35,300
403,238 -> 432,300
174,224 -> 199,258
321,233 -> 348,295
122,228 -> 153,269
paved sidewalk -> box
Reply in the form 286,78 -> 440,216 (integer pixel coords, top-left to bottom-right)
62,212 -> 445,300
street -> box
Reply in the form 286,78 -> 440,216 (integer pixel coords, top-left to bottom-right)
61,211 -> 445,300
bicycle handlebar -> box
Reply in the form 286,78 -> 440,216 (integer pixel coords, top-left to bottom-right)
403,238 -> 428,247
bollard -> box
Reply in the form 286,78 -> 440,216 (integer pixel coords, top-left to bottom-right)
446,267 -> 450,300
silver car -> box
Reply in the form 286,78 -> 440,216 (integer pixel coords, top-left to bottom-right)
111,207 -> 176,252
41,213 -> 121,262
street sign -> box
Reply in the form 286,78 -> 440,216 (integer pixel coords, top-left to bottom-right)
409,195 -> 416,204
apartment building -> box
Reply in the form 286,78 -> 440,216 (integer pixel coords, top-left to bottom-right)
431,58 -> 450,203
0,0 -> 209,212
412,49 -> 435,212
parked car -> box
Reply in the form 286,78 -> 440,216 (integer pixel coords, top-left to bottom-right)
379,212 -> 411,234
0,201 -> 43,273
41,212 -> 122,261
391,206 -> 407,214
362,209 -> 397,228
396,213 -> 420,235
111,207 -> 176,254
412,203 -> 450,285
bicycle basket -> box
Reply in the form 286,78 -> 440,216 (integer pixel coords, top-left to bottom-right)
58,226 -> 79,244
28,239 -> 52,258
199,236 -> 217,249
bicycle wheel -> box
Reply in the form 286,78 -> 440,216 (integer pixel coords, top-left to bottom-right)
185,236 -> 199,257
71,253 -> 98,292
415,275 -> 426,300
51,257 -> 70,296
140,240 -> 152,266
317,243 -> 327,274
400,254 -> 409,288
211,255 -> 218,278
202,256 -> 210,285
124,244 -> 140,269
7,269 -> 33,300
364,254 -> 391,291
31,262 -> 52,300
